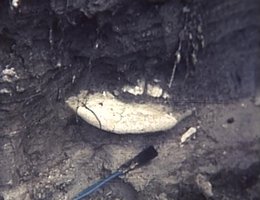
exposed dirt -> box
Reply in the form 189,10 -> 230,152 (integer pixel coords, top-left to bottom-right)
0,0 -> 260,200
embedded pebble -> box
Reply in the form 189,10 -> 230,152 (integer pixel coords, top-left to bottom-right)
157,192 -> 168,200
255,95 -> 260,106
195,174 -> 213,198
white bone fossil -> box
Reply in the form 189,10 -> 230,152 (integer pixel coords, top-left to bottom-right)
66,90 -> 191,134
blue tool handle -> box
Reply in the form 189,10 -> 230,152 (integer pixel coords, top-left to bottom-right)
73,171 -> 123,200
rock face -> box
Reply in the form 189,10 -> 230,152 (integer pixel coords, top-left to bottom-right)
0,0 -> 260,200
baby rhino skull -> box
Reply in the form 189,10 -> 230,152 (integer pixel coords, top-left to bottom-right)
66,90 -> 190,134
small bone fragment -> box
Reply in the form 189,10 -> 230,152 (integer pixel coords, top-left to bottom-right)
180,127 -> 197,145
0,88 -> 12,94
1,68 -> 19,83
146,84 -> 163,98
122,79 -> 145,96
162,91 -> 170,99
12,0 -> 20,8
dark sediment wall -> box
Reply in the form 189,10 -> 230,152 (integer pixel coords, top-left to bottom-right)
0,0 -> 259,199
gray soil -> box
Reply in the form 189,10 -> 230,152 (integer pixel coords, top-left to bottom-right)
0,0 -> 260,199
